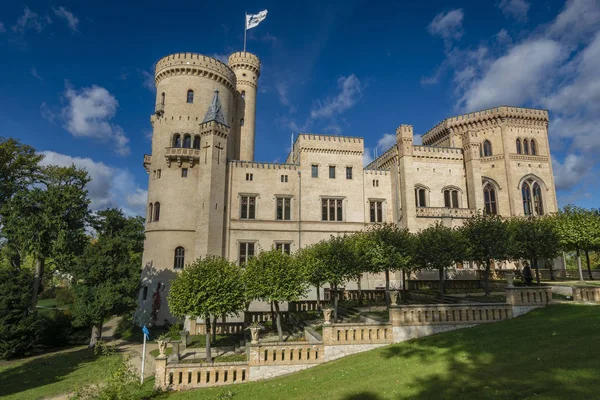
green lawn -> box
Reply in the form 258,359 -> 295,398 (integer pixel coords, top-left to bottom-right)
0,346 -> 119,400
165,304 -> 600,400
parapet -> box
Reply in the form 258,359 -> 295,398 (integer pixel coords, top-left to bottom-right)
412,145 -> 464,162
292,134 -> 364,156
229,160 -> 298,170
228,52 -> 261,77
396,124 -> 414,138
154,53 -> 237,91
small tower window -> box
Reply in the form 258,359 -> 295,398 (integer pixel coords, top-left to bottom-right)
173,134 -> 181,148
148,203 -> 153,222
523,139 -> 529,155
181,168 -> 188,178
193,135 -> 200,149
530,139 -> 537,155
153,202 -> 160,221
516,139 -> 522,154
240,118 -> 245,126
482,140 -> 492,157
161,92 -> 165,105
174,247 -> 185,269
187,90 -> 194,104
183,134 -> 191,148
241,90 -> 246,99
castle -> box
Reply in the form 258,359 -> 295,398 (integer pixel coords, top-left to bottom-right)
137,51 -> 559,324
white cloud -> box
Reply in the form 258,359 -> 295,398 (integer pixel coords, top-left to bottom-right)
310,75 -> 362,119
12,7 -> 51,33
40,151 -> 147,216
61,85 -> 130,156
275,82 -> 289,105
547,0 -> 600,43
139,69 -> 155,92
498,0 -> 530,21
552,154 -> 592,191
53,6 -> 79,32
0,22 -> 6,33
30,66 -> 42,80
427,9 -> 464,41
363,147 -> 373,167
377,133 -> 396,151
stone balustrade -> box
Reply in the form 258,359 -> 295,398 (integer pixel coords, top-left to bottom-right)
505,287 -> 552,306
155,356 -> 248,390
189,321 -> 245,335
572,286 -> 600,302
324,288 -> 386,302
248,342 -> 324,366
245,311 -> 290,323
322,323 -> 393,345
390,304 -> 512,326
289,300 -> 320,312
415,207 -> 477,219
408,279 -> 482,291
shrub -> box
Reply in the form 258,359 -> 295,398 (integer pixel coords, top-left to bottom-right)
55,286 -> 75,305
38,309 -> 88,347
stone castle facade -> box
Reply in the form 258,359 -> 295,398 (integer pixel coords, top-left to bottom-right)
137,51 -> 559,324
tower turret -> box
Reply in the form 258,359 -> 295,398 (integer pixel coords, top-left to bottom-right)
228,52 -> 261,161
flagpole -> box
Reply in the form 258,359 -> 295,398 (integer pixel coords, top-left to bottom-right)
243,12 -> 247,52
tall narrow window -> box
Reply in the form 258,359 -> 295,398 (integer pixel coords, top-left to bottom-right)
148,203 -> 153,222
142,286 -> 148,301
444,190 -> 451,208
161,92 -> 165,105
280,175 -> 288,183
522,182 -> 532,216
415,188 -> 427,207
187,90 -> 194,103
311,164 -> 318,178
240,196 -> 256,219
193,135 -> 200,149
183,134 -> 191,148
443,189 -> 459,208
370,201 -> 383,223
321,198 -> 343,221
239,242 -> 255,264
346,167 -> 353,179
173,134 -> 181,148
523,139 -> 529,155
484,184 -> 497,215
153,202 -> 160,221
452,191 -> 459,208
516,139 -> 522,154
181,168 -> 188,178
533,182 -> 543,215
483,140 -> 492,157
276,197 -> 291,220
329,166 -> 336,179
275,242 -> 291,254
241,90 -> 246,99
530,139 -> 537,155
240,118 -> 245,126
174,247 -> 185,269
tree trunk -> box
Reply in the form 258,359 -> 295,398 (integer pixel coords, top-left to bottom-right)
385,269 -> 390,290
31,257 -> 45,310
401,268 -> 407,303
357,275 -> 363,305
212,316 -> 218,343
534,258 -> 541,285
332,283 -> 339,323
438,267 -> 445,298
316,284 -> 321,309
269,301 -> 276,327
273,301 -> 283,342
577,249 -> 584,282
484,261 -> 491,296
585,250 -> 594,280
549,259 -> 556,281
205,319 -> 212,363
89,322 -> 103,348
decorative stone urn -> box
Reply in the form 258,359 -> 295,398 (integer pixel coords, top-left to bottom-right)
323,308 -> 333,325
505,272 -> 515,288
249,327 -> 261,345
157,338 -> 169,356
387,290 -> 399,306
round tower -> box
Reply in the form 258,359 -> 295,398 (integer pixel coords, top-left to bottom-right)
139,52 -> 237,324
228,52 -> 261,161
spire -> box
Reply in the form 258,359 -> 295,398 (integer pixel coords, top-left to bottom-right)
202,90 -> 228,126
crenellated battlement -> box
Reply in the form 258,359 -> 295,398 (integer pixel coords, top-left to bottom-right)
228,52 -> 261,77
422,106 -> 549,146
412,145 -> 464,162
229,160 -> 298,170
154,53 -> 237,91
364,169 -> 390,175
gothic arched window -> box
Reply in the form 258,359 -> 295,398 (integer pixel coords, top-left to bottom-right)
516,139 -> 522,154
483,140 -> 492,157
522,182 -> 532,216
148,203 -> 153,222
173,134 -> 181,148
183,134 -> 191,148
174,247 -> 185,269
533,182 -> 543,215
443,188 -> 460,208
484,183 -> 497,215
523,139 -> 529,155
193,135 -> 200,149
187,90 -> 194,104
154,202 -> 160,221
530,139 -> 537,155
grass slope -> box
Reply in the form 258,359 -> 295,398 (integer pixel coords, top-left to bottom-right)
0,346 -> 118,400
168,304 -> 600,400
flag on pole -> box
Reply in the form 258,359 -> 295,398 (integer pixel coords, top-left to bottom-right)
246,10 -> 268,30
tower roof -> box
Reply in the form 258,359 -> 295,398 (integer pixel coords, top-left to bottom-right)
202,90 -> 228,126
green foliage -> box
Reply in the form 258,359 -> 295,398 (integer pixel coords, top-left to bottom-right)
0,264 -> 38,359
554,205 -> 600,253
510,216 -> 561,262
168,255 -> 246,320
245,249 -> 309,304
295,243 -> 329,290
0,137 -> 42,208
38,309 -> 88,348
55,286 -> 75,306
69,209 -> 144,340
316,235 -> 357,287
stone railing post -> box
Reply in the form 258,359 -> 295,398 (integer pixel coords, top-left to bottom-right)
322,325 -> 333,345
179,330 -> 189,350
169,341 -> 180,362
154,356 -> 168,389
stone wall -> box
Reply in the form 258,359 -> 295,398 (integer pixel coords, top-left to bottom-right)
248,342 -> 324,366
322,323 -> 393,345
390,304 -> 512,326
505,287 -> 552,306
572,286 -> 600,302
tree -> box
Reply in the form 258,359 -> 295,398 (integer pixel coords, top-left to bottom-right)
461,213 -> 511,295
553,205 -> 600,282
0,137 -> 42,209
319,235 -> 357,321
0,259 -> 38,359
69,209 -> 144,347
168,256 -> 245,362
1,165 -> 91,308
510,216 -> 561,285
412,222 -> 466,297
295,243 -> 329,309
245,248 -> 309,342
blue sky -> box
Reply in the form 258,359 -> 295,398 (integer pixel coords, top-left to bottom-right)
1,0 -> 599,215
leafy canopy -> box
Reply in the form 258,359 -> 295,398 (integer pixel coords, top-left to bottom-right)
461,213 -> 511,265
412,222 -> 466,271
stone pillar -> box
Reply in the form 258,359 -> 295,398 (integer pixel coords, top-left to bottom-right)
396,125 -> 416,229
169,342 -> 180,362
322,325 -> 334,345
154,356 -> 168,390
462,130 -> 484,211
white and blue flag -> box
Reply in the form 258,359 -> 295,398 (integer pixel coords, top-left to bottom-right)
246,10 -> 268,30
